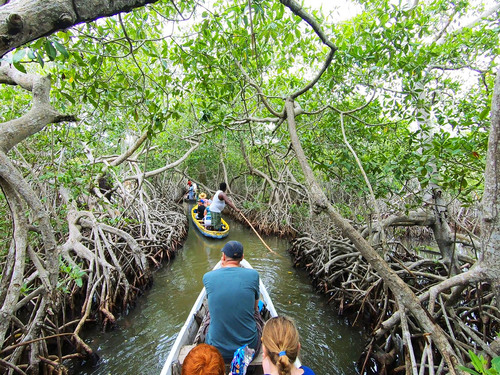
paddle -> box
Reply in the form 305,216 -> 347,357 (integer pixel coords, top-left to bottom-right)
236,210 -> 281,257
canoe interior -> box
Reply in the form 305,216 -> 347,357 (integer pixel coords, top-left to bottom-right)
160,260 -> 276,375
170,299 -> 271,375
191,205 -> 230,239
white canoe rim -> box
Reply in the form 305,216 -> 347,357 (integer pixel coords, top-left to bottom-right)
191,205 -> 230,239
160,259 -> 277,375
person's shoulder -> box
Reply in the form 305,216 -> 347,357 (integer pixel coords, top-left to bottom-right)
205,267 -> 223,275
250,267 -> 259,275
203,269 -> 222,286
203,269 -> 217,279
240,266 -> 258,274
240,267 -> 259,280
211,267 -> 231,276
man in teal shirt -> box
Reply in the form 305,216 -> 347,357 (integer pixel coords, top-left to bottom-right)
203,241 -> 260,360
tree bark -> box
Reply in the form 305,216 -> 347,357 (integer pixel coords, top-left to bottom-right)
0,63 -> 76,153
0,0 -> 160,58
0,180 -> 27,349
481,67 -> 500,307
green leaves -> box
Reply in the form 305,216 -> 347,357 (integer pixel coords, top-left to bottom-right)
12,48 -> 26,63
44,40 -> 57,60
459,350 -> 500,375
59,258 -> 86,290
53,40 -> 69,58
12,48 -> 26,73
9,37 -> 71,73
2,0 -> 493,226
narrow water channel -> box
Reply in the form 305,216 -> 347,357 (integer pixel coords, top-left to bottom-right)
73,205 -> 366,374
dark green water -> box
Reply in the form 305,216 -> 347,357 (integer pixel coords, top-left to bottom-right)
73,205 -> 365,374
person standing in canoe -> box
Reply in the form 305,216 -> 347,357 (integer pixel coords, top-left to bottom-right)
186,180 -> 195,200
209,182 -> 240,231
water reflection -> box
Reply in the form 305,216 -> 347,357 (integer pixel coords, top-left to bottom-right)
72,205 -> 365,374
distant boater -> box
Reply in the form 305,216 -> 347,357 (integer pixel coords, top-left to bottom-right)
208,182 -> 240,231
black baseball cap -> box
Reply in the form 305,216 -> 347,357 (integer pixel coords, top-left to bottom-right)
221,241 -> 243,259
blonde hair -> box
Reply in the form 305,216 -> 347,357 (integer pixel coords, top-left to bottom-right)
181,343 -> 225,375
261,316 -> 300,375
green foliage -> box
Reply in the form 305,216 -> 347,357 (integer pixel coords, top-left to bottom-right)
7,36 -> 71,73
59,258 -> 86,292
242,200 -> 266,211
19,282 -> 35,296
459,350 -> 500,375
331,203 -> 353,220
0,9 -> 498,375
289,203 -> 310,220
0,0 -> 496,241
303,0 -> 496,211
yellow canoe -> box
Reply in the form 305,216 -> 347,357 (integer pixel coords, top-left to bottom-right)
191,205 -> 230,239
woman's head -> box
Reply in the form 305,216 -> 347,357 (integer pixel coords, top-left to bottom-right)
181,343 -> 225,375
261,316 -> 300,375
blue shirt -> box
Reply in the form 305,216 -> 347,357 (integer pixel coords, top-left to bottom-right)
203,266 -> 259,360
300,365 -> 315,375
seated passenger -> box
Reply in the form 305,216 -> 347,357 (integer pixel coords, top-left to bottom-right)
182,343 -> 225,375
204,204 -> 212,230
261,316 -> 316,375
202,241 -> 262,361
197,198 -> 206,220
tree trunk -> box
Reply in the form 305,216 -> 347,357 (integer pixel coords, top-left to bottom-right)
0,0 -> 161,58
481,68 -> 500,308
284,97 -> 462,373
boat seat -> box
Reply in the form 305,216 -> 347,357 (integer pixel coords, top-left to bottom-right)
251,348 -> 263,365
178,344 -> 196,365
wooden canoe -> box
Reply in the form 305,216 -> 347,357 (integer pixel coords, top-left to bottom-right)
191,205 -> 230,239
160,259 -> 277,375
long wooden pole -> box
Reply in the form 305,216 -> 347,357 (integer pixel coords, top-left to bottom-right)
237,211 -> 281,257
